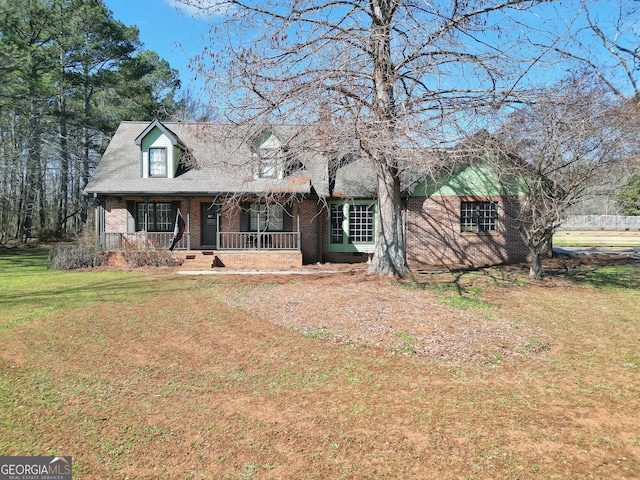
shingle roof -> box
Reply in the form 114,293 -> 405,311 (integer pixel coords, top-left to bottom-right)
85,121 -> 331,197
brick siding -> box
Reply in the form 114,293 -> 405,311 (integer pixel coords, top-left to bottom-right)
104,198 -> 128,233
102,194 -> 530,269
406,195 -> 529,269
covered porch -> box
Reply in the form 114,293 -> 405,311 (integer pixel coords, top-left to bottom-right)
93,195 -> 317,269
99,232 -> 303,270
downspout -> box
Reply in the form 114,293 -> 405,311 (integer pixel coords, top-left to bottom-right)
297,197 -> 301,252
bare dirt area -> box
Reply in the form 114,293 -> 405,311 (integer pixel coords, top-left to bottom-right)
213,252 -> 639,362
224,272 -> 544,361
95,250 -> 640,363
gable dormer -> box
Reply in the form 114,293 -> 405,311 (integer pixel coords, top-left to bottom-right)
251,129 -> 285,179
135,120 -> 186,179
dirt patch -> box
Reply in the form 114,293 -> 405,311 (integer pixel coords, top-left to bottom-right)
220,271 -> 544,362
206,253 -> 639,361
88,251 -> 640,362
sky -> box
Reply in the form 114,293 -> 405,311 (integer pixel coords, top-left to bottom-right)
104,0 -> 213,96
103,0 -> 639,104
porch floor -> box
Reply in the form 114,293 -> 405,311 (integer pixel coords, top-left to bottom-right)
175,249 -> 303,271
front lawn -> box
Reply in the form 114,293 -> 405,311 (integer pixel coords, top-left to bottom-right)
1,248 -> 638,479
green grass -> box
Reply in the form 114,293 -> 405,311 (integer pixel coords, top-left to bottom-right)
553,231 -> 640,248
408,279 -> 495,311
566,264 -> 640,289
0,247 -> 174,330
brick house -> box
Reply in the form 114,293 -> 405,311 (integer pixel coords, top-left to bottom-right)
84,120 -> 529,270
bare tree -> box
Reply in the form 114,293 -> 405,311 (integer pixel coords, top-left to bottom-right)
492,75 -> 633,278
179,0 -> 580,276
555,0 -> 640,99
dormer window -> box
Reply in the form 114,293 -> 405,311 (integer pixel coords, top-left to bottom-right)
149,147 -> 167,177
257,147 -> 280,178
135,120 -> 186,179
253,131 -> 284,179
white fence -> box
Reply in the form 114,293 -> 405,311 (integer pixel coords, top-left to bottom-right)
559,215 -> 640,231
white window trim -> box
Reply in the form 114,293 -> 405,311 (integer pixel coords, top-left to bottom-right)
250,203 -> 285,231
149,147 -> 168,178
328,200 -> 376,253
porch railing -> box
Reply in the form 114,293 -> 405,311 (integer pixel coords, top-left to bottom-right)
102,231 -> 300,251
218,232 -> 300,250
103,232 -> 189,251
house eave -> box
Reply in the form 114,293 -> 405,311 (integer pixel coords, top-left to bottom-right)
134,119 -> 187,149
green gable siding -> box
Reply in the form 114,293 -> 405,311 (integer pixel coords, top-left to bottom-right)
410,160 -> 526,197
140,126 -> 181,179
140,126 -> 164,152
173,145 -> 182,176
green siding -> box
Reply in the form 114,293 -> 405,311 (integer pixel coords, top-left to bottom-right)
140,126 -> 183,178
410,160 -> 526,197
173,145 -> 182,176
140,127 -> 163,152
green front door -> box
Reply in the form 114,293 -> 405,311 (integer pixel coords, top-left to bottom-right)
201,203 -> 219,247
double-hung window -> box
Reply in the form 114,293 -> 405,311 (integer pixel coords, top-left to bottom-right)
256,147 -> 280,179
149,147 -> 167,177
249,203 -> 284,231
137,202 -> 173,232
460,201 -> 498,233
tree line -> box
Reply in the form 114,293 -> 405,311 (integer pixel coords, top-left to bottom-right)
0,0 -> 182,244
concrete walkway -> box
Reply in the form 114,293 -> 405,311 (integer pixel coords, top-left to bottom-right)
177,264 -> 367,275
177,248 -> 640,275
177,269 -> 359,275
553,246 -> 640,259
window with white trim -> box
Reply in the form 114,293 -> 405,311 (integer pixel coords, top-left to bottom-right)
460,201 -> 498,233
256,147 -> 280,178
348,204 -> 375,242
149,147 -> 167,177
253,132 -> 284,179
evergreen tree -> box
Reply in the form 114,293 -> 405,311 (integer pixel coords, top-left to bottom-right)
0,0 -> 181,242
616,174 -> 640,216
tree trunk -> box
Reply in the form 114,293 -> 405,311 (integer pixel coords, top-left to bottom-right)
79,73 -> 93,226
528,238 -> 550,279
365,0 -> 409,277
367,159 -> 409,277
57,53 -> 70,237
24,94 -> 43,241
529,250 -> 543,279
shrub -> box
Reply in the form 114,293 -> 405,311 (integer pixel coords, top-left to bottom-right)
48,244 -> 100,270
38,228 -> 62,243
120,243 -> 180,268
